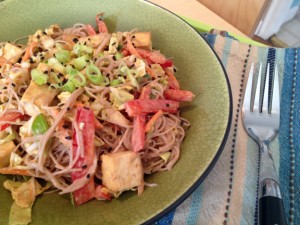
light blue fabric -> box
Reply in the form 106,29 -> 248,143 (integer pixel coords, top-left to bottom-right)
291,0 -> 300,8
157,34 -> 300,225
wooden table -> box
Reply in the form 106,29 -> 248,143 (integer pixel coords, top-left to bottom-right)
149,0 -> 247,37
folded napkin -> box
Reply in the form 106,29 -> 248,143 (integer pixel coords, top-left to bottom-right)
156,33 -> 300,225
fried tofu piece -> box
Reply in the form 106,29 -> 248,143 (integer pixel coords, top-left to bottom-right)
0,141 -> 16,168
20,81 -> 58,116
132,32 -> 152,50
101,151 -> 144,194
2,43 -> 23,64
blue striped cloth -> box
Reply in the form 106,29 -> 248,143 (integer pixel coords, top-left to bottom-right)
157,33 -> 300,225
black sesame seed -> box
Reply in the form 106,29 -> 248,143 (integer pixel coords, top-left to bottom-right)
43,31 -> 47,35
41,56 -> 45,60
166,103 -> 170,107
83,107 -> 89,110
44,71 -> 48,74
46,82 -> 51,86
174,67 -> 177,72
82,165 -> 87,169
11,83 -> 16,87
67,107 -> 71,111
86,174 -> 91,179
29,58 -> 34,63
58,73 -> 64,77
37,34 -> 40,39
51,69 -> 54,72
65,136 -> 72,140
73,38 -> 78,43
132,35 -> 136,38
62,124 -> 69,129
112,56 -> 116,60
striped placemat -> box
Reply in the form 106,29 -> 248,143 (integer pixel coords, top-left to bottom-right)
156,33 -> 300,225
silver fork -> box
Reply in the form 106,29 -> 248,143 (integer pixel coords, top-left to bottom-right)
242,62 -> 286,225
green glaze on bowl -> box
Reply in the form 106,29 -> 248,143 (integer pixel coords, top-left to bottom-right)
0,0 -> 232,224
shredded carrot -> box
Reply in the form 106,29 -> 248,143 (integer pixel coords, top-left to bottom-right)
126,36 -> 141,58
96,14 -> 108,33
145,110 -> 163,132
146,66 -> 156,78
0,167 -> 31,176
165,68 -> 180,90
86,24 -> 97,36
94,118 -> 103,129
0,56 -> 8,67
22,42 -> 38,62
61,35 -> 76,49
139,86 -> 151,100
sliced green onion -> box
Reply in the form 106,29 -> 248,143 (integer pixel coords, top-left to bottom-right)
65,65 -> 73,74
0,128 -> 18,144
31,69 -> 48,85
47,58 -> 65,74
86,63 -> 103,85
55,50 -> 71,64
69,69 -> 86,87
115,52 -> 123,60
49,71 -> 62,84
73,43 -> 93,56
73,55 -> 90,71
110,79 -> 121,86
32,114 -> 49,135
61,80 -> 76,93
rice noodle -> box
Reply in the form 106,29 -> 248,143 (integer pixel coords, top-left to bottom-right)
0,21 -> 192,200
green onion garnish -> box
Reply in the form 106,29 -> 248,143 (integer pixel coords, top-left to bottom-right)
61,80 -> 76,93
86,63 -> 103,85
31,69 -> 48,85
55,50 -> 71,64
73,55 -> 90,71
69,69 -> 86,87
73,43 -> 93,56
32,114 -> 49,135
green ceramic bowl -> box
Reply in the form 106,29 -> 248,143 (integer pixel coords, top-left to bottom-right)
0,0 -> 232,224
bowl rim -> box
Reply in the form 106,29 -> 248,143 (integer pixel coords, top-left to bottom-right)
142,1 -> 233,224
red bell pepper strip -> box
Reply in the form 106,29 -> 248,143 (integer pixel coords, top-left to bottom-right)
132,114 -> 146,152
164,89 -> 195,102
160,59 -> 173,69
86,24 -> 97,36
71,107 -> 96,206
135,48 -> 173,68
164,68 -> 180,90
130,86 -> 151,152
96,14 -> 108,33
125,99 -> 179,117
94,185 -> 111,200
0,111 -> 23,131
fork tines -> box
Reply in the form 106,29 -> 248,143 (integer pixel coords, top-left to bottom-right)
244,62 -> 280,115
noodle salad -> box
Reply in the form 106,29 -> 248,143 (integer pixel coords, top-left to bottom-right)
0,13 -> 194,224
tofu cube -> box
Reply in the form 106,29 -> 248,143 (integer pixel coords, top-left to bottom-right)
101,151 -> 144,194
20,81 -> 58,116
2,43 -> 23,64
0,141 -> 16,168
132,32 -> 152,50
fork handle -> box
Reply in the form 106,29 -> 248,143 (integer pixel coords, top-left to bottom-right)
259,178 -> 287,225
258,142 -> 287,225
259,196 -> 286,225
